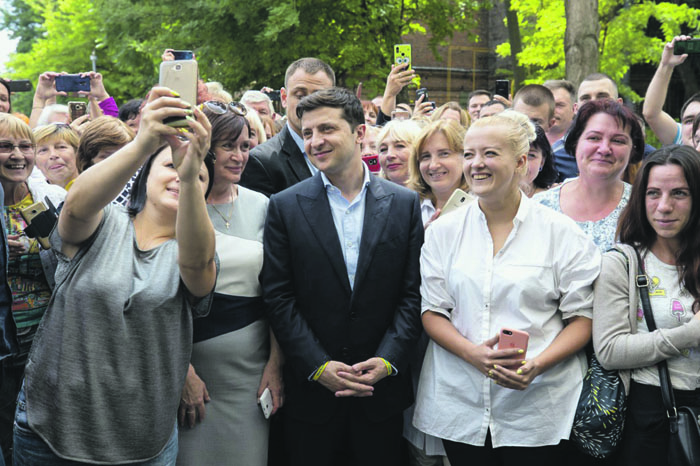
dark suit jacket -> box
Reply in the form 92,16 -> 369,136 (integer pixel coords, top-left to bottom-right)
261,173 -> 423,424
239,124 -> 312,197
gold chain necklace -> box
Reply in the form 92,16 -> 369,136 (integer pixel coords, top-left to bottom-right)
210,186 -> 235,229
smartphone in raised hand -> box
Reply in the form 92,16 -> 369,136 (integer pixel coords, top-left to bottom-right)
159,60 -> 198,127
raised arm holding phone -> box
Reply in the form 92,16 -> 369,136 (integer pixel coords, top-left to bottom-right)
13,87 -> 218,465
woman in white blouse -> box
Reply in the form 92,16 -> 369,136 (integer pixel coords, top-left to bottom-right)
414,111 -> 601,465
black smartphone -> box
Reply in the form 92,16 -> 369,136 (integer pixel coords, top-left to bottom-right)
263,90 -> 281,102
55,74 -> 90,93
416,88 -> 429,102
7,80 -> 32,93
674,39 -> 700,55
172,50 -> 194,60
495,80 -> 510,98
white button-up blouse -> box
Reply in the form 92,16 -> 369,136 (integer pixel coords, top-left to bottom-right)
413,194 -> 601,448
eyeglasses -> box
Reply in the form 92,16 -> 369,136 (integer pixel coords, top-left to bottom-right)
0,141 -> 35,155
202,100 -> 247,117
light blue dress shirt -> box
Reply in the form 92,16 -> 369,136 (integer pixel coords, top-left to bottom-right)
320,164 -> 371,290
288,122 -> 319,176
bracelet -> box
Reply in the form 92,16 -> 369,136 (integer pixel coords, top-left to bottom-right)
380,358 -> 393,376
312,361 -> 330,381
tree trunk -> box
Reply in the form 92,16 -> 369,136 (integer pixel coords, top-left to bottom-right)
565,0 -> 600,89
503,0 -> 525,93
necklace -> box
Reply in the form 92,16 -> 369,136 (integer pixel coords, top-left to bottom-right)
209,186 -> 235,229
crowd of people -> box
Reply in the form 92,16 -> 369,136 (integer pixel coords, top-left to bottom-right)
0,34 -> 697,466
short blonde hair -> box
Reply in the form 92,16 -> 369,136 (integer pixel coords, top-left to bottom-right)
34,123 -> 80,151
376,119 -> 422,149
376,119 -> 422,180
409,119 -> 467,199
431,102 -> 470,128
206,82 -> 233,104
468,110 -> 535,178
244,105 -> 267,144
0,113 -> 34,143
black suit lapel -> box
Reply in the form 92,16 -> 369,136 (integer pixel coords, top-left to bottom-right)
298,176 -> 352,294
353,178 -> 393,291
281,126 -> 313,182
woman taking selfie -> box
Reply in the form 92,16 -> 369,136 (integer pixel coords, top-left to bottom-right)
13,87 -> 217,465
0,114 -> 65,465
413,111 -> 600,465
177,101 -> 283,466
593,146 -> 700,466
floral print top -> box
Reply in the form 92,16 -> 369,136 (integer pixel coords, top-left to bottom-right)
534,178 -> 632,253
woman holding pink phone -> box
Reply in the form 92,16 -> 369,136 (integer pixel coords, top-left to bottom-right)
414,111 -> 601,465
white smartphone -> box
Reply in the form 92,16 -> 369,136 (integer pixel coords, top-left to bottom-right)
440,188 -> 474,216
259,387 -> 273,419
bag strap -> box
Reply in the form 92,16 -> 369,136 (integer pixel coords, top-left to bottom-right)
632,246 -> 679,431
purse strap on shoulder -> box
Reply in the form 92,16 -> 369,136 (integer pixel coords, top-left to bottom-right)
632,246 -> 679,427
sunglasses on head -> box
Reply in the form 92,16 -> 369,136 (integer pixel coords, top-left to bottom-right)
201,101 -> 247,117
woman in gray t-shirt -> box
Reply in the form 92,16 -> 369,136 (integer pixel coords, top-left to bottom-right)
13,87 -> 218,465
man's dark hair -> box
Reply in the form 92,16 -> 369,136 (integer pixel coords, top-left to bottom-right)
118,99 -> 143,122
580,72 -> 618,96
512,84 -> 555,120
284,58 -> 335,88
564,99 -> 645,165
468,89 -> 491,101
128,146 -> 215,216
482,99 -> 509,110
543,79 -> 575,104
681,92 -> 700,121
296,87 -> 364,131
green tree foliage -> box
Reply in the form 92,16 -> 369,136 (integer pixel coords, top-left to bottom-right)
496,0 -> 700,101
2,0 -> 492,113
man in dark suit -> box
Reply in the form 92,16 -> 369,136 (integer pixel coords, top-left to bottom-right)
239,57 -> 335,197
261,88 -> 423,466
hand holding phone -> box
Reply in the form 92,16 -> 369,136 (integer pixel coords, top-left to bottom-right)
674,38 -> 700,55
259,387 -> 273,419
20,201 -> 57,250
394,44 -> 412,71
159,60 -> 198,127
68,101 -> 87,121
498,328 -> 529,369
495,80 -> 510,99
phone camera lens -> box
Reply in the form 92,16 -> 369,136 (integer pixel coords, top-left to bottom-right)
175,64 -> 182,71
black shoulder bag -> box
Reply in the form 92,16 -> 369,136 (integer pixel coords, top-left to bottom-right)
634,247 -> 700,466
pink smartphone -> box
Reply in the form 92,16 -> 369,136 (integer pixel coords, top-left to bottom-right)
362,155 -> 380,173
498,328 -> 529,369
